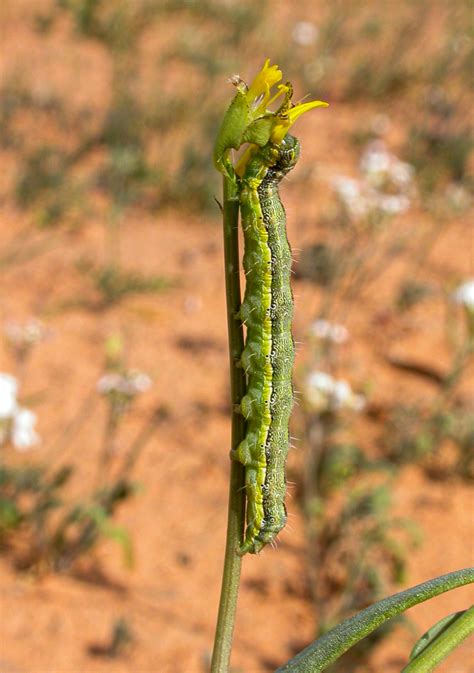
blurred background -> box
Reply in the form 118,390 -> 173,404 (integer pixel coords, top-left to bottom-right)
0,1 -> 472,671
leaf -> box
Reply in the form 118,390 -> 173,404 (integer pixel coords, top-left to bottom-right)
0,498 -> 22,530
409,611 -> 466,661
401,605 -> 474,673
84,505 -> 134,567
213,91 -> 250,175
275,568 -> 474,672
242,116 -> 273,147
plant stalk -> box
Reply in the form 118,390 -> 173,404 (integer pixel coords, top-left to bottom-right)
211,175 -> 247,673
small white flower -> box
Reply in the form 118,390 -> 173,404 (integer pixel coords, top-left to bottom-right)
360,145 -> 391,178
452,280 -> 474,309
4,318 -> 47,347
360,141 -> 414,191
352,394 -> 367,412
333,176 -> 361,202
0,373 -> 18,420
129,372 -> 152,393
445,184 -> 471,212
292,21 -> 319,46
97,373 -> 121,395
390,161 -> 414,188
331,380 -> 352,408
307,371 -> 334,393
377,194 -> 410,214
310,319 -> 349,344
11,408 -> 40,451
304,371 -> 365,413
332,176 -> 370,217
304,372 -> 334,413
97,370 -> 152,397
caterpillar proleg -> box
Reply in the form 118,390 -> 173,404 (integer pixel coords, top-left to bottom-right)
233,134 -> 300,554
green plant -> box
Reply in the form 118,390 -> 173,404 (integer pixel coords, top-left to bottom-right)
92,264 -> 169,306
382,291 -> 474,480
0,337 -> 162,573
300,369 -> 418,668
210,60 -> 474,673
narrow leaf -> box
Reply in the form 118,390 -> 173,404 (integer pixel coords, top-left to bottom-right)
409,610 -> 466,660
401,605 -> 474,673
275,568 -> 474,672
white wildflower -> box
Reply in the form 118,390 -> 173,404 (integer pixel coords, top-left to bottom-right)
97,373 -> 119,395
11,408 -> 40,451
332,176 -> 370,217
376,194 -> 410,215
0,373 -> 18,419
4,318 -> 47,348
360,144 -> 391,178
360,141 -> 414,191
445,184 -> 471,212
130,372 -> 153,393
0,373 -> 40,450
310,319 -> 349,344
292,21 -> 319,46
97,370 -> 152,397
390,161 -> 414,188
352,395 -> 366,412
304,372 -> 334,413
307,371 -> 334,393
452,280 -> 474,309
304,371 -> 365,414
331,380 -> 352,408
334,142 -> 414,220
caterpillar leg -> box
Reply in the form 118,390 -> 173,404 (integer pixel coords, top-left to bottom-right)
237,468 -> 265,555
230,436 -> 252,465
238,508 -> 287,555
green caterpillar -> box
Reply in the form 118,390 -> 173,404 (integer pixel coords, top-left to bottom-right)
233,134 -> 299,555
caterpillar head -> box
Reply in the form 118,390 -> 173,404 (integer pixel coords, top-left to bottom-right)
267,134 -> 301,182
276,134 -> 301,171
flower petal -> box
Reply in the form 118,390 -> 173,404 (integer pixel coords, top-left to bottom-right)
246,59 -> 282,105
271,100 -> 328,142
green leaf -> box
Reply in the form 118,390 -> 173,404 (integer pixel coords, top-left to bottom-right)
242,117 -> 273,147
213,91 -> 250,176
275,568 -> 474,672
0,498 -> 22,530
409,611 -> 466,660
401,606 -> 474,673
84,505 -> 134,567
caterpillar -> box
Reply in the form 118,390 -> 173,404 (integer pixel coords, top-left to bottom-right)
233,134 -> 299,555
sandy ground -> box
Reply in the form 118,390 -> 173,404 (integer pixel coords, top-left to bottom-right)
0,2 -> 473,672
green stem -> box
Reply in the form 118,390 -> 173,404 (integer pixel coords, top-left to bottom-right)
211,175 -> 247,673
401,605 -> 474,673
276,567 -> 474,672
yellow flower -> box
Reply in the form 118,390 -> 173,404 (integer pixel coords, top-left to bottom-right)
245,59 -> 283,116
271,100 -> 329,143
246,60 -> 328,143
245,60 -> 328,137
214,58 -> 328,176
